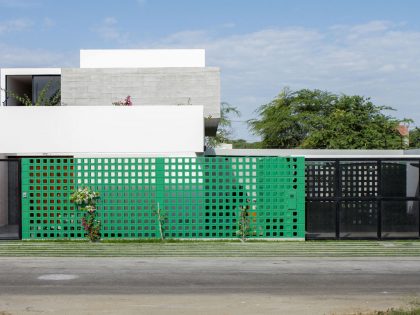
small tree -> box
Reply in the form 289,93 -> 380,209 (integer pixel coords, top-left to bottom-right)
70,187 -> 101,242
237,205 -> 252,242
153,202 -> 167,240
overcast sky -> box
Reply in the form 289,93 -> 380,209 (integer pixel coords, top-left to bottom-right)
1,0 -> 420,141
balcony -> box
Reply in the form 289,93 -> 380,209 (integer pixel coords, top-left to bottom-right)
0,105 -> 204,155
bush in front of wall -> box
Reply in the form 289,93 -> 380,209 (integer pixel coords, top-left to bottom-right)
237,205 -> 252,242
70,187 -> 101,242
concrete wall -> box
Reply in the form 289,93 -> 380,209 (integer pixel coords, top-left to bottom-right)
0,106 -> 204,155
0,156 -> 7,226
60,67 -> 220,121
80,49 -> 205,68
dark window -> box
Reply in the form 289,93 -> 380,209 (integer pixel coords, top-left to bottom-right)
32,75 -> 61,105
5,75 -> 32,106
5,75 -> 61,106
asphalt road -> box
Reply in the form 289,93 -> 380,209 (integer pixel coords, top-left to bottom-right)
0,257 -> 419,314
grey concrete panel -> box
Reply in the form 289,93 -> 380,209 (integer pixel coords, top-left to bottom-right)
61,68 -> 220,121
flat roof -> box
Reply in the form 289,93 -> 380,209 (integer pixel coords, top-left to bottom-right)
80,49 -> 206,68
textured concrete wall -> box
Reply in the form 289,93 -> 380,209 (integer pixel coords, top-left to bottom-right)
61,68 -> 220,119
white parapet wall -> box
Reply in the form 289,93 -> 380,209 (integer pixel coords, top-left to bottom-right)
0,106 -> 204,155
80,49 -> 205,68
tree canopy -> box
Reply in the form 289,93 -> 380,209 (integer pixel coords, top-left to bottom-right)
248,88 -> 411,149
409,127 -> 420,148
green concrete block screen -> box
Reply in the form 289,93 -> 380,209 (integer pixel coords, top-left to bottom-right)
21,156 -> 305,240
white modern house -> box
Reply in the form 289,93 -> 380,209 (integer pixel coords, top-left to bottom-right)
0,49 -> 418,241
0,49 -> 220,157
0,49 -> 223,240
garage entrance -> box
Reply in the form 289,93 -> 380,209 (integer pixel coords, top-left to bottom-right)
0,159 -> 21,239
306,158 -> 420,239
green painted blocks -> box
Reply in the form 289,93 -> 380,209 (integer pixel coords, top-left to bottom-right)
21,156 -> 305,240
21,157 -> 81,239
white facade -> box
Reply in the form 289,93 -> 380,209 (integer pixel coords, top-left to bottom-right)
0,106 -> 204,156
0,49 -> 220,156
80,49 -> 205,68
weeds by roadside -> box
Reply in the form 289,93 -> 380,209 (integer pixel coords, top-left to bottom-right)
368,308 -> 420,315
351,303 -> 420,315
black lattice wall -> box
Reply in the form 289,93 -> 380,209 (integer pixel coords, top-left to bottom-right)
306,159 -> 420,239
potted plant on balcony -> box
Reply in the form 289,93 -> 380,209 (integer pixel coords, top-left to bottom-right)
112,95 -> 132,106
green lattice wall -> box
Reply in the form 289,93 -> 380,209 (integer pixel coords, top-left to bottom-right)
21,156 -> 305,239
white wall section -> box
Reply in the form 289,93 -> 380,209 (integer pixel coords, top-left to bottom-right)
0,106 -> 204,155
80,49 -> 205,68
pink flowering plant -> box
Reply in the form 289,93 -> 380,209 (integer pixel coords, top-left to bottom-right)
112,95 -> 132,106
70,187 -> 101,242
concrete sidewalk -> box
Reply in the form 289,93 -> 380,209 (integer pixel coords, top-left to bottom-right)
0,240 -> 420,257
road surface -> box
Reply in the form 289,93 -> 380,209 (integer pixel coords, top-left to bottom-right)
0,257 -> 419,314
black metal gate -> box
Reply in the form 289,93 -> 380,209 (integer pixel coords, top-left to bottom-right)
306,159 -> 420,239
0,159 -> 21,240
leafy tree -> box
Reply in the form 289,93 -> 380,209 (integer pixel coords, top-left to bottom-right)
409,127 -> 420,148
249,88 -> 412,149
205,102 -> 240,148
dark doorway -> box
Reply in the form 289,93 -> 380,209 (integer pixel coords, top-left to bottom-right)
0,159 -> 21,239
